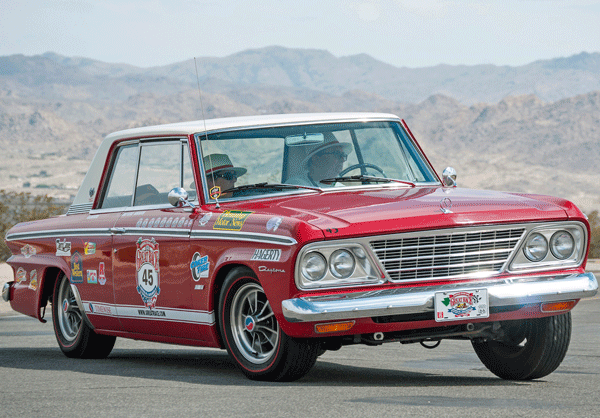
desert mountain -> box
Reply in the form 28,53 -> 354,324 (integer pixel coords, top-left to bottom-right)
0,47 -> 598,213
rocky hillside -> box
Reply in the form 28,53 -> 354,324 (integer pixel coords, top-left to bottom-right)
0,48 -> 599,213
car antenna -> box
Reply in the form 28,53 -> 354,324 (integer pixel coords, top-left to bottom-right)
194,57 -> 220,209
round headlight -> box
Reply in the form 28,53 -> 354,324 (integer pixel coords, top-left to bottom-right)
524,233 -> 548,262
301,252 -> 327,281
550,231 -> 575,259
329,249 -> 356,279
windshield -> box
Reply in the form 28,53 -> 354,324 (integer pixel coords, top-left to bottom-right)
196,121 -> 439,201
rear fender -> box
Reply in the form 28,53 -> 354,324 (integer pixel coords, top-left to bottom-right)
6,255 -> 69,322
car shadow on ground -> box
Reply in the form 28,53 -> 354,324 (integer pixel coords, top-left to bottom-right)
0,345 -> 530,387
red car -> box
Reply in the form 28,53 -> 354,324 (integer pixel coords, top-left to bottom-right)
3,113 -> 597,381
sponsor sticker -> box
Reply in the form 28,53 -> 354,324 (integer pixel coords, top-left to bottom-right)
210,186 -> 221,199
88,303 -> 113,315
87,269 -> 98,284
213,210 -> 253,231
266,217 -> 282,232
16,267 -> 27,283
136,238 -> 160,309
98,262 -> 106,285
70,251 -> 83,283
28,270 -> 38,291
84,242 -> 96,255
198,212 -> 213,226
21,244 -> 36,258
190,252 -> 209,281
56,239 -> 71,256
251,249 -> 282,262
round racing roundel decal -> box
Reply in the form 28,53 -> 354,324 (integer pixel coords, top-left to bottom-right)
136,238 -> 160,308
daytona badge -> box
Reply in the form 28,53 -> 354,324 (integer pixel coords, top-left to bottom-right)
136,237 -> 160,309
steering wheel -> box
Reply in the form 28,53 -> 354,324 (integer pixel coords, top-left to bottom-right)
339,163 -> 387,178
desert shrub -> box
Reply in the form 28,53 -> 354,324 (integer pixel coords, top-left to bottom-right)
588,210 -> 600,259
0,190 -> 67,261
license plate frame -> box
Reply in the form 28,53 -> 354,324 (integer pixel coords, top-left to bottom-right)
434,288 -> 489,322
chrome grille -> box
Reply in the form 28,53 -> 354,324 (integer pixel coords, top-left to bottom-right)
370,227 -> 526,282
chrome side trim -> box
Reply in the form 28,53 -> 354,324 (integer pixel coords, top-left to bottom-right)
191,230 -> 297,246
281,272 -> 598,323
5,228 -> 112,241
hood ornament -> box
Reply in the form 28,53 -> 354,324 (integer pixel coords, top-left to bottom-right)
440,198 -> 453,214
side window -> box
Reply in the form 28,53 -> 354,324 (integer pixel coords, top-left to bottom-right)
134,142 -> 180,206
101,145 -> 138,209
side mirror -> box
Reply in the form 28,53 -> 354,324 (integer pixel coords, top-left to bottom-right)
168,187 -> 196,208
442,167 -> 457,187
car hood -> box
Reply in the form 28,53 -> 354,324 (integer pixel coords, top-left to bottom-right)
275,186 -> 570,239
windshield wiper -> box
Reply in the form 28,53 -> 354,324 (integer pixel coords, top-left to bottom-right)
320,175 -> 416,187
222,182 -> 322,194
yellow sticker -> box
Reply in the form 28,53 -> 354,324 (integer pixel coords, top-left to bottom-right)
213,210 -> 253,231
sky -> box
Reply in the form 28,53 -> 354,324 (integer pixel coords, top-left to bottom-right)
1,0 -> 600,69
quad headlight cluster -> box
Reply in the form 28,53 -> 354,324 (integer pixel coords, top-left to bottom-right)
511,223 -> 586,271
296,243 -> 382,290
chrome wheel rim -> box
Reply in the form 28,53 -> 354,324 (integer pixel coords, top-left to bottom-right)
230,282 -> 279,364
57,277 -> 82,342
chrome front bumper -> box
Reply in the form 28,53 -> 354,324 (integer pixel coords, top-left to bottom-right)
281,272 -> 598,323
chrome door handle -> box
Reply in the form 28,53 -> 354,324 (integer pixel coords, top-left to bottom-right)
110,227 -> 126,234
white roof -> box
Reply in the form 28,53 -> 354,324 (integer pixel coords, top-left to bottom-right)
70,113 -> 401,210
104,112 -> 401,141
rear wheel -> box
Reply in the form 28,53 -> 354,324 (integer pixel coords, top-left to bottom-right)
472,313 -> 571,380
52,272 -> 116,358
219,267 -> 319,381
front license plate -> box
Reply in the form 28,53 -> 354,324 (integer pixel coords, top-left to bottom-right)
434,289 -> 489,322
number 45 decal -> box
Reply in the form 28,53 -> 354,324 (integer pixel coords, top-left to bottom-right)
326,228 -> 339,234
141,268 -> 154,286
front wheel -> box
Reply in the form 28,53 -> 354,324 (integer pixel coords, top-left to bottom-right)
472,313 -> 571,380
219,267 -> 319,381
52,272 -> 116,358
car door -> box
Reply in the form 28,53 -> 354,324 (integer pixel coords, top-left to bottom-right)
103,139 -> 206,340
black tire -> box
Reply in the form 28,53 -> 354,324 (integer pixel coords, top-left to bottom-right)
218,267 -> 319,381
52,272 -> 116,359
472,313 -> 571,380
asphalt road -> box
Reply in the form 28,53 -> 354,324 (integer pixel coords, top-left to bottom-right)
1,293 -> 599,418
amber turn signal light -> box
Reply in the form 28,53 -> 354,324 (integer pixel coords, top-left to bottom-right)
315,321 -> 355,334
541,300 -> 577,313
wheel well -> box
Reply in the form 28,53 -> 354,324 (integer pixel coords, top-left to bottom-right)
40,267 -> 63,313
211,263 -> 255,348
